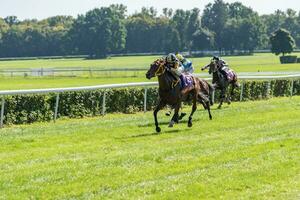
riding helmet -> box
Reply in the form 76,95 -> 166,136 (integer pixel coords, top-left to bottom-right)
166,53 -> 178,64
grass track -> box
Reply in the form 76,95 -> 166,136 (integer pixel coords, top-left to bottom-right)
1,53 -> 300,90
0,97 -> 299,199
1,53 -> 300,72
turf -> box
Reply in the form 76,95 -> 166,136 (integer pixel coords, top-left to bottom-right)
0,76 -> 148,90
1,53 -> 300,90
0,53 -> 300,72
0,97 -> 299,199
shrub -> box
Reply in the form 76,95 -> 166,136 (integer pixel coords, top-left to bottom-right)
1,80 -> 299,125
280,56 -> 297,64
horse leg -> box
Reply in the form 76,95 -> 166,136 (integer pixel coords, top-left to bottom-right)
169,103 -> 180,127
188,94 -> 197,127
228,83 -> 236,104
206,101 -> 213,120
199,92 -> 212,120
226,84 -> 232,105
154,100 -> 165,133
218,88 -> 226,109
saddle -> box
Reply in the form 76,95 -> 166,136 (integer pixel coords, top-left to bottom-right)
180,73 -> 194,89
220,67 -> 235,81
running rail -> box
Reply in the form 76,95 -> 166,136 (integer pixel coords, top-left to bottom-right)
0,73 -> 300,127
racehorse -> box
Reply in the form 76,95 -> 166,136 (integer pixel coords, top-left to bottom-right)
146,58 -> 213,133
201,60 -> 239,109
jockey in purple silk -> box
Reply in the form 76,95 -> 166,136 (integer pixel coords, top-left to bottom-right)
212,56 -> 230,80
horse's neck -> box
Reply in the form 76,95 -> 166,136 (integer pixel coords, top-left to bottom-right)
158,72 -> 172,91
213,71 -> 219,79
212,71 -> 220,83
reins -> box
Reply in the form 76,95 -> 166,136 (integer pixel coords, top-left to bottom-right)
154,61 -> 166,77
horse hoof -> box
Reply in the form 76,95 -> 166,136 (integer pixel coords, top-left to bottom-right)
188,122 -> 193,127
209,116 -> 212,120
168,120 -> 175,128
156,127 -> 161,133
227,101 -> 231,105
217,106 -> 222,109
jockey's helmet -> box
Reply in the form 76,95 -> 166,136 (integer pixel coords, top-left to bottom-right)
166,53 -> 178,64
176,53 -> 184,62
212,56 -> 220,61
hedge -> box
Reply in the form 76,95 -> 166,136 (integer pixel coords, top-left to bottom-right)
2,80 -> 300,125
280,56 -> 298,64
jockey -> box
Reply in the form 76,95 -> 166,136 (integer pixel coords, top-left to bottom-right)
176,53 -> 194,74
212,56 -> 229,79
165,53 -> 185,88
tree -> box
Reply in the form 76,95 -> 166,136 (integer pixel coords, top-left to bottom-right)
69,5 -> 127,58
186,8 -> 201,50
191,28 -> 214,50
228,2 -> 254,19
270,28 -> 295,56
4,16 -> 19,26
202,0 -> 229,52
171,9 -> 191,50
125,15 -> 155,53
1,26 -> 25,57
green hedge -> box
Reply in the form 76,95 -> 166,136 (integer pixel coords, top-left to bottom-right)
280,56 -> 298,64
2,80 -> 300,125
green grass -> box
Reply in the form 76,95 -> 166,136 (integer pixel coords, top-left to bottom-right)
0,76 -> 148,90
1,53 -> 300,90
0,97 -> 299,199
1,53 -> 300,72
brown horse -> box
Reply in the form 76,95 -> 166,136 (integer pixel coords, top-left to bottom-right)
202,60 -> 239,109
146,58 -> 213,133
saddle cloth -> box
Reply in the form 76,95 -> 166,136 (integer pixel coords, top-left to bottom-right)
180,73 -> 194,89
223,68 -> 235,81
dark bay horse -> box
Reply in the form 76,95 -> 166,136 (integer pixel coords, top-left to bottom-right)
146,58 -> 213,133
201,60 -> 239,109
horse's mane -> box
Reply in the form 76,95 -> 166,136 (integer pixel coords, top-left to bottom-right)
153,58 -> 165,66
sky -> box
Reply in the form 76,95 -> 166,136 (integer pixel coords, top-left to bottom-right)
1,0 -> 300,20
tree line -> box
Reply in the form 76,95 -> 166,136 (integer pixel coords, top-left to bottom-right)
0,0 -> 300,58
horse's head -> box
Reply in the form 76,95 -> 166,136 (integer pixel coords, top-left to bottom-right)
208,60 -> 218,74
146,58 -> 166,79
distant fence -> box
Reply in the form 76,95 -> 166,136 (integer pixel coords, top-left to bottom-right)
0,67 -> 147,77
0,73 -> 300,127
1,67 -> 300,78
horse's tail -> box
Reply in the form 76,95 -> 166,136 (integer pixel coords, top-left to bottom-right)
233,71 -> 240,88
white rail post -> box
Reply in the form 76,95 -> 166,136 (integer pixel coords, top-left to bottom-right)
54,94 -> 60,122
290,80 -> 294,97
240,82 -> 244,101
0,97 -> 5,128
102,91 -> 106,116
144,88 -> 148,112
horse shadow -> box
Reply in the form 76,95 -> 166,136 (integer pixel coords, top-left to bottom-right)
138,117 -> 201,128
131,128 -> 191,138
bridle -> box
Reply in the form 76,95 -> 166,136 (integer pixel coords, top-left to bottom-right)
210,61 -> 218,73
154,60 -> 166,76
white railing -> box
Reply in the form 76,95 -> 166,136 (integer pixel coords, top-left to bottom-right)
0,74 -> 300,127
2,67 -> 300,77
